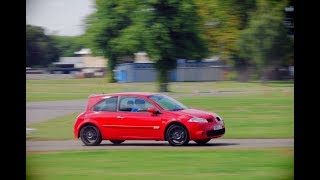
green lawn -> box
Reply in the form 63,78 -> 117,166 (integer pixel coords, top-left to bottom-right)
27,148 -> 293,180
27,91 -> 293,140
179,92 -> 293,138
26,79 -> 293,102
26,80 -> 294,180
27,112 -> 81,141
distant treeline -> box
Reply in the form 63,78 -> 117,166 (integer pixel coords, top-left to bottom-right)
26,24 -> 86,67
26,0 -> 293,84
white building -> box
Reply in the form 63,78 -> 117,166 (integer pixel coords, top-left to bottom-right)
50,48 -> 107,77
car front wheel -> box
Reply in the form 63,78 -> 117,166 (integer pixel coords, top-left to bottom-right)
80,125 -> 102,146
166,124 -> 189,146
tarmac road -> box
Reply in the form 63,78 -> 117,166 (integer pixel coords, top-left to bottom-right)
26,90 -> 290,124
26,99 -> 87,124
26,99 -> 293,152
26,138 -> 294,152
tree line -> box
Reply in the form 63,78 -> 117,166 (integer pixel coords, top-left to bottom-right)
26,25 -> 87,67
26,0 -> 293,91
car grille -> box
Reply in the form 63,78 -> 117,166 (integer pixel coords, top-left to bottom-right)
206,128 -> 225,136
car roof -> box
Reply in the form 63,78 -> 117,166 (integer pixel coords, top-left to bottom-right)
88,92 -> 160,99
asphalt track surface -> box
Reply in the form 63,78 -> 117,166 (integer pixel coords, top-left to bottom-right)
26,139 -> 293,152
25,91 -> 273,124
26,99 -> 87,124
26,99 -> 293,152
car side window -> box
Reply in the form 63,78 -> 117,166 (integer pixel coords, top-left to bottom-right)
92,96 -> 118,112
119,97 -> 153,112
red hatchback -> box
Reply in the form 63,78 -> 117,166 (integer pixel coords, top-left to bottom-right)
73,92 -> 225,146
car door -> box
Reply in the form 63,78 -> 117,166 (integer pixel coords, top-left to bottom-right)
117,96 -> 163,139
89,96 -> 126,139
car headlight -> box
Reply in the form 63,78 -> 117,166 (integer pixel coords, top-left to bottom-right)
188,117 -> 208,123
212,112 -> 224,126
213,113 -> 223,121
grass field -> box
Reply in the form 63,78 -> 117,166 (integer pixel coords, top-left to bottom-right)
27,91 -> 293,140
26,78 -> 293,102
26,79 -> 294,180
27,148 -> 293,180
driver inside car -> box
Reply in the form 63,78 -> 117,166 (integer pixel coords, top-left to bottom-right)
131,99 -> 146,112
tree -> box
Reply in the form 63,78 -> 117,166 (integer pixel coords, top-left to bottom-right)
84,0 -> 208,90
84,0 -> 138,82
139,0 -> 209,91
50,35 -> 85,57
236,0 -> 291,81
26,25 -> 60,67
194,0 -> 256,64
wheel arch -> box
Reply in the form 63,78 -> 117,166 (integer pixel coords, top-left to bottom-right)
163,121 -> 189,141
77,122 -> 101,138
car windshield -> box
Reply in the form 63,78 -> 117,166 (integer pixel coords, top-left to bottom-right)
149,94 -> 188,111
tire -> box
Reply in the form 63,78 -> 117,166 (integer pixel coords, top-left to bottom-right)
110,140 -> 125,145
166,124 -> 189,146
194,139 -> 211,145
80,125 -> 102,146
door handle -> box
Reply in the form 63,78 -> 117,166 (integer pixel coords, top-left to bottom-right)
117,116 -> 124,119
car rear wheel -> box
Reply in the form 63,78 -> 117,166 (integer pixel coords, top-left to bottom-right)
194,139 -> 211,145
80,125 -> 102,146
110,140 -> 125,145
166,124 -> 189,146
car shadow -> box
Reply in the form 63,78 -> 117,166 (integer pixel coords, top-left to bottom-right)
186,142 -> 239,147
97,142 -> 239,147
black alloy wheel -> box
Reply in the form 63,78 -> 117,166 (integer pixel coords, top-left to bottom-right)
166,124 -> 189,146
80,125 -> 102,146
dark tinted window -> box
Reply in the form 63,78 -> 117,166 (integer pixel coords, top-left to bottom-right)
119,96 -> 153,112
92,97 -> 118,112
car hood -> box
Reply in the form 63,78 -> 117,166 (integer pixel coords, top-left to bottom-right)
168,108 -> 214,119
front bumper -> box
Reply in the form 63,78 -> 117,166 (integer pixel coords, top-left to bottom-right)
206,128 -> 225,137
187,122 -> 225,140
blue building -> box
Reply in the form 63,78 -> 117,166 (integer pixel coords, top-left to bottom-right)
114,59 -> 229,82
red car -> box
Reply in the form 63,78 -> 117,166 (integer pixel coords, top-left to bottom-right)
73,92 -> 225,146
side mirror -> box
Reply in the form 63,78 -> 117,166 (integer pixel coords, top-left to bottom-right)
147,108 -> 159,114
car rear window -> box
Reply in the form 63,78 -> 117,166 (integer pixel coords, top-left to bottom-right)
91,96 -> 118,112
